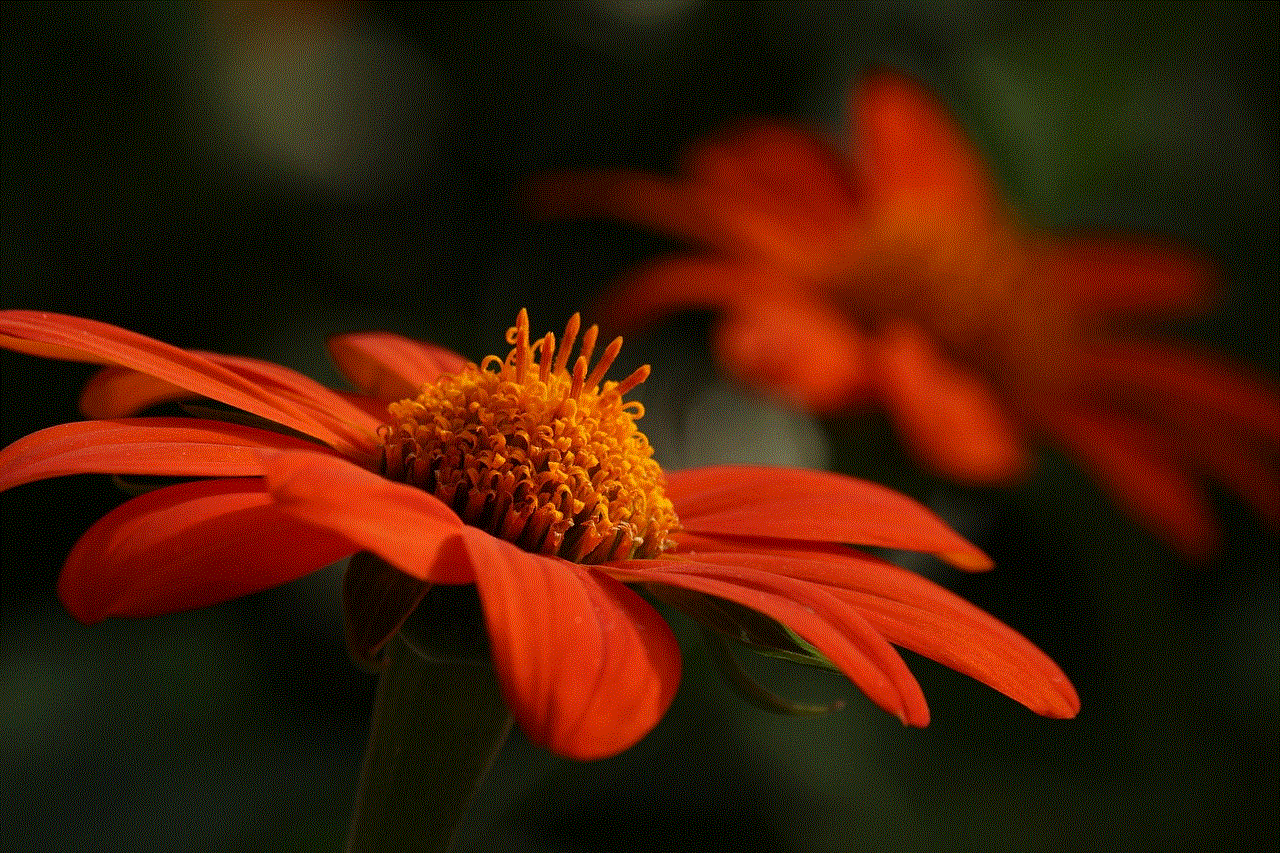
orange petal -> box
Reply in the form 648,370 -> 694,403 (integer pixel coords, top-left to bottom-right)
872,321 -> 1030,483
0,417 -> 334,492
665,465 -> 992,570
335,390 -> 396,422
1083,339 -> 1280,528
0,311 -> 290,418
458,528 -> 682,760
610,556 -> 929,725
199,351 -> 388,459
0,311 -> 380,459
712,296 -> 872,415
529,163 -> 853,276
683,122 -> 862,275
1159,406 -> 1280,529
204,351 -> 385,423
262,449 -> 472,583
1050,237 -> 1218,319
79,365 -> 195,420
1085,338 -> 1280,443
661,544 -> 1078,718
1087,379 -> 1280,531
1167,404 -> 1274,525
847,590 -> 1079,718
79,356 -> 387,464
526,169 -> 723,247
587,255 -> 800,335
1038,401 -> 1220,558
326,332 -> 469,403
57,478 -> 355,623
852,69 -> 1001,225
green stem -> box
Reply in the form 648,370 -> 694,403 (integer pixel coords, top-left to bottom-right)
345,630 -> 513,853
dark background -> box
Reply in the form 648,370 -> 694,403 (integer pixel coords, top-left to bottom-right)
2,2 -> 1276,851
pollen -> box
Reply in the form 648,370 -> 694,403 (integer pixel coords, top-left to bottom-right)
379,310 -> 679,563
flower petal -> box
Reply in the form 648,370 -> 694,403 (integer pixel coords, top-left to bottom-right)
587,255 -> 794,336
685,123 -> 857,227
327,332 -> 469,403
1038,401 -> 1220,558
0,417 -> 334,492
852,594 -> 1079,718
335,390 -> 397,422
1147,401 -> 1280,529
81,350 -> 387,461
1051,237 -> 1218,319
1085,338 -> 1280,443
261,449 -> 472,583
79,364 -> 196,419
713,296 -> 872,414
610,556 -> 929,725
201,352 -> 388,436
526,168 -> 723,247
654,543 -> 1079,718
853,70 -> 1002,225
872,320 -> 1030,483
532,126 -> 861,278
57,478 -> 355,623
0,311 -> 380,459
458,528 -> 682,760
0,311 -> 304,423
665,465 -> 993,570
1083,342 -> 1280,529
682,122 -> 861,275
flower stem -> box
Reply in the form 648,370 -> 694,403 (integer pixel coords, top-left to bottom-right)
345,595 -> 512,853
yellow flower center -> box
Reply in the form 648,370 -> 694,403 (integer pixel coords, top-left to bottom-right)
380,310 -> 679,564
840,204 -> 1080,398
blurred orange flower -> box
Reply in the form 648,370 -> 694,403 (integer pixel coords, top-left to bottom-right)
530,69 -> 1280,558
0,309 -> 1078,760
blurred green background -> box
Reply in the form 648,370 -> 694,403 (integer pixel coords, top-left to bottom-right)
2,2 -> 1276,851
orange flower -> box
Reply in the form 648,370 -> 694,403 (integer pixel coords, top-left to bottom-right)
530,70 -> 1280,559
0,308 -> 1078,759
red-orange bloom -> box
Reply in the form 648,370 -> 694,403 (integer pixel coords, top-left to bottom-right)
0,308 -> 1078,759
531,70 -> 1280,559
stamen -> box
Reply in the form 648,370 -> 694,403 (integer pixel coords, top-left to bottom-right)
585,336 -> 624,390
513,308 -> 531,384
612,364 -> 650,398
381,310 -> 678,565
579,323 -> 598,366
554,313 -> 581,373
570,356 -> 587,399
538,331 -> 555,383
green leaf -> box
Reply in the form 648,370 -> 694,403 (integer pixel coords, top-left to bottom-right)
646,582 -> 839,671
700,628 -> 846,717
342,551 -> 430,671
